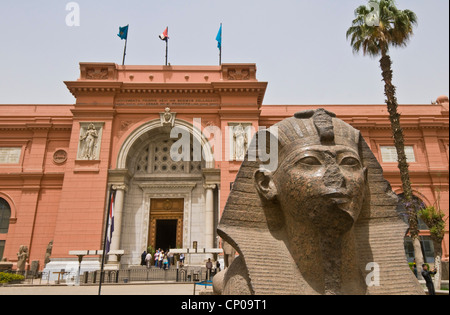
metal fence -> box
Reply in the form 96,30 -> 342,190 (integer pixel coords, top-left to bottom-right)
82,267 -> 215,284
1,266 -> 218,285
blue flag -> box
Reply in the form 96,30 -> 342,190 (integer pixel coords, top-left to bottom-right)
118,25 -> 129,40
216,24 -> 222,50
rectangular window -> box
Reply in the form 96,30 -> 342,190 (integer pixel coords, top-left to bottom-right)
380,146 -> 416,163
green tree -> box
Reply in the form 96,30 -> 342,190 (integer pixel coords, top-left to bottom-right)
346,0 -> 424,276
419,195 -> 447,290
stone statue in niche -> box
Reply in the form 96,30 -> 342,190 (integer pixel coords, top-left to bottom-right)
79,123 -> 99,160
78,123 -> 103,160
44,240 -> 53,266
17,245 -> 29,272
233,124 -> 248,161
214,109 -> 424,295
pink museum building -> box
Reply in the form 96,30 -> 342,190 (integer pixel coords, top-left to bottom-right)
0,63 -> 448,273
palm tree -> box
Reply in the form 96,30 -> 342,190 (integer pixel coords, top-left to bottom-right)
346,0 -> 424,277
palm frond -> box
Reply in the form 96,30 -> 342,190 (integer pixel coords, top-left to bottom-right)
346,0 -> 418,56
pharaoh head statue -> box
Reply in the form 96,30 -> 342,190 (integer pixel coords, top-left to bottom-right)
254,109 -> 367,236
215,109 -> 423,295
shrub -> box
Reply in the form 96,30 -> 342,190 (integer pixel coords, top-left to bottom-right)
0,272 -> 25,284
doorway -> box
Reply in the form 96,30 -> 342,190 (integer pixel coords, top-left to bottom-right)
155,219 -> 178,251
149,198 -> 184,251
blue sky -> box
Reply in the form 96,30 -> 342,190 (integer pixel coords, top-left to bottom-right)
0,0 -> 448,105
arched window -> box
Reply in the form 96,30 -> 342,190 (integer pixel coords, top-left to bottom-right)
0,198 -> 11,234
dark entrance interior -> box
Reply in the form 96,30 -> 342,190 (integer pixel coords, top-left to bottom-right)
155,219 -> 177,251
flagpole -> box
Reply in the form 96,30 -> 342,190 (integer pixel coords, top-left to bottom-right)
98,188 -> 115,296
121,24 -> 129,66
219,23 -> 222,65
122,38 -> 128,66
165,27 -> 169,66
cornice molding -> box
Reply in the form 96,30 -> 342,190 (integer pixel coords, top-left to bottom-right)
64,81 -> 122,97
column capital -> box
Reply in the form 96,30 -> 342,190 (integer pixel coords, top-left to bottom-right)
203,184 -> 216,190
112,184 -> 128,192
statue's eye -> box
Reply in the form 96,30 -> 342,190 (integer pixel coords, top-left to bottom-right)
299,156 -> 322,166
340,157 -> 360,167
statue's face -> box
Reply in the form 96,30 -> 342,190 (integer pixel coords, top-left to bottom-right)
273,144 -> 366,234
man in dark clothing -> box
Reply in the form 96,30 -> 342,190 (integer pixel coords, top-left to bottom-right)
141,251 -> 147,266
421,264 -> 437,295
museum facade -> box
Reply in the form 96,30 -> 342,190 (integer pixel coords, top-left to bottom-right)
0,63 -> 448,271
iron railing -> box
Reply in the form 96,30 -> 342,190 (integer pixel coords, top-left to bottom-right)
1,267 -> 218,285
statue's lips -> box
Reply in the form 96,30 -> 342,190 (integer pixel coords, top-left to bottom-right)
324,192 -> 351,205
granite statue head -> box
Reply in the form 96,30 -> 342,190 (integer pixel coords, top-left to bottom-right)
255,109 -> 367,235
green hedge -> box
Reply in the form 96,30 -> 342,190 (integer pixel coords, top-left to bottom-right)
0,272 -> 25,284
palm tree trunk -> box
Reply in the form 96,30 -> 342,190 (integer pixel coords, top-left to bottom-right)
379,48 -> 425,279
433,241 -> 442,290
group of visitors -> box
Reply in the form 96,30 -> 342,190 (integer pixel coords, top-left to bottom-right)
141,249 -> 177,269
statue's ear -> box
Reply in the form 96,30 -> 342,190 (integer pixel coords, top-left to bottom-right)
254,169 -> 278,202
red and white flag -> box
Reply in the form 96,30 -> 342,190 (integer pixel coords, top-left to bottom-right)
159,27 -> 169,41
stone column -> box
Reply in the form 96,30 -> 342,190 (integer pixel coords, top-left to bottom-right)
204,184 -> 216,250
108,184 -> 127,263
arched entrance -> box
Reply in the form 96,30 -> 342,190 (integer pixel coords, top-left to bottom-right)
108,118 -> 219,267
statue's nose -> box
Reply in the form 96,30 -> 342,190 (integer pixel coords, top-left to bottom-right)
323,164 -> 346,189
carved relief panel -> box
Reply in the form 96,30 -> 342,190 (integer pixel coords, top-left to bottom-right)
228,123 -> 253,161
77,122 -> 104,160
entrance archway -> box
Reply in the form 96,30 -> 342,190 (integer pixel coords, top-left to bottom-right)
109,118 -> 219,266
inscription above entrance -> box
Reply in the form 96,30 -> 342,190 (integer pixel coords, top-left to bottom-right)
115,97 -> 219,106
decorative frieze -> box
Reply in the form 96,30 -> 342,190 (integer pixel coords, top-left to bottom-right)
222,64 -> 257,81
227,68 -> 250,80
80,63 -> 116,80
